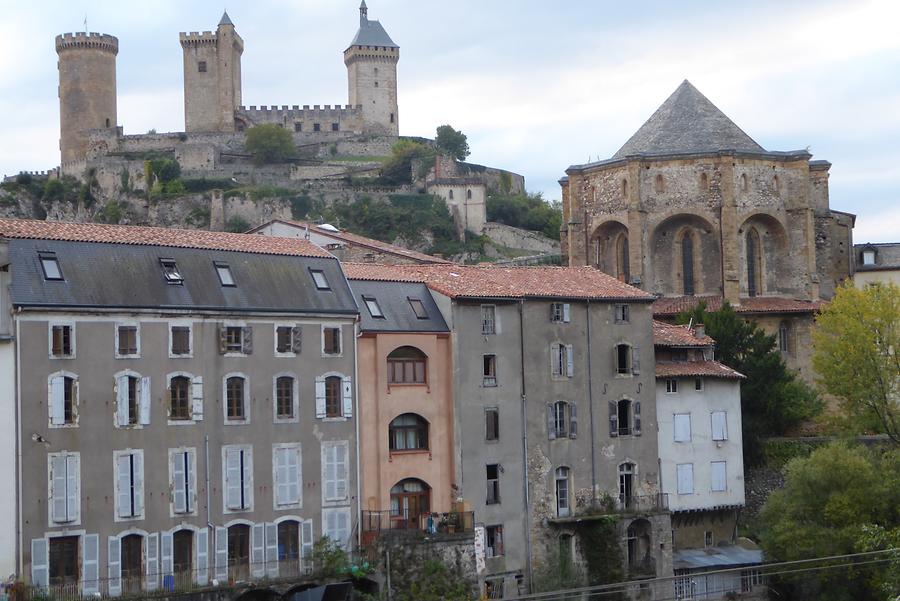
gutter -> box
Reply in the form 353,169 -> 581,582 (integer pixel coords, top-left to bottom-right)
354,318 -> 362,549
586,300 -> 597,502
15,316 -> 23,579
518,300 -> 534,592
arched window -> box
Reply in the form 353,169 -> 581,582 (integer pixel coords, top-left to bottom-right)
277,520 -> 300,569
227,524 -> 250,582
467,189 -> 472,199
448,189 -> 454,199
615,234 -> 630,283
773,174 -> 780,195
172,529 -> 193,589
740,173 -> 748,192
746,229 -> 762,297
778,321 -> 790,354
389,413 -> 429,451
390,479 -> 430,525
621,178 -> 628,198
388,346 -> 426,384
169,375 -> 191,420
619,463 -> 635,507
120,534 -> 144,593
681,232 -> 695,296
555,467 -> 571,517
655,174 -> 665,193
626,518 -> 652,570
225,375 -> 246,421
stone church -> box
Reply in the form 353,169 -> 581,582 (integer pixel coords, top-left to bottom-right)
560,81 -> 855,381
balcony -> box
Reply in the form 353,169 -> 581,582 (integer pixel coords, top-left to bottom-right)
361,510 -> 475,545
548,494 -> 669,525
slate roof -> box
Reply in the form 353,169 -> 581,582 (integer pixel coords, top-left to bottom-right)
652,295 -> 823,317
349,12 -> 397,48
656,360 -> 745,380
0,218 -> 331,258
219,11 -> 233,26
342,263 -> 656,301
854,242 -> 900,271
673,545 -> 762,570
7,239 -> 357,314
612,80 -> 766,159
349,280 -> 448,333
653,320 -> 713,347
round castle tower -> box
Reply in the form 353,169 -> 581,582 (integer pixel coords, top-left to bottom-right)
56,32 -> 118,165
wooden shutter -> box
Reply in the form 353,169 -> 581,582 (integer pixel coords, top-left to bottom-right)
116,375 -> 129,427
291,326 -> 302,353
225,449 -> 242,509
251,523 -> 265,578
324,445 -> 337,500
66,455 -> 79,522
569,403 -> 578,439
139,376 -> 151,425
677,464 -> 694,495
148,533 -> 162,591
335,444 -> 348,499
301,520 -> 314,567
674,414 -> 691,442
342,377 -> 353,418
31,538 -> 48,588
191,376 -> 204,421
265,523 -> 279,578
172,452 -> 187,513
50,376 -> 65,425
214,527 -> 228,581
160,531 -> 174,581
242,326 -> 253,354
550,343 -> 561,377
315,377 -> 326,418
51,454 -> 67,523
562,303 -> 571,323
196,528 -> 209,586
275,448 -> 290,506
566,344 -> 574,377
633,401 -> 642,435
288,448 -> 301,505
608,401 -> 618,437
82,533 -> 99,596
631,346 -> 641,375
133,453 -> 144,517
711,461 -> 727,492
116,455 -> 131,518
242,449 -> 253,509
547,404 -> 556,440
107,536 -> 121,596
217,326 -> 228,355
712,411 -> 728,440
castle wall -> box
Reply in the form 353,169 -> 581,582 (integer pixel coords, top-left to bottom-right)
481,223 -> 560,255
237,105 -> 367,135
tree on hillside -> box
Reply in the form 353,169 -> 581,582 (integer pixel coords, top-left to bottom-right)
379,139 -> 435,185
244,123 -> 295,165
760,442 -> 900,601
435,124 -> 470,161
486,191 -> 562,240
677,302 -> 822,465
812,281 -> 900,444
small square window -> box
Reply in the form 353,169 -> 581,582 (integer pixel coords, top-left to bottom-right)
117,325 -> 138,356
408,298 -> 428,319
171,326 -> 191,356
615,304 -> 630,323
215,262 -> 235,287
310,269 -> 330,290
550,303 -> 570,323
666,379 -> 678,393
198,61 -> 207,73
363,297 -> 384,318
39,254 -> 63,281
294,122 -> 302,132
225,327 -> 244,353
313,123 -> 321,132
331,123 -> 339,132
51,324 -> 73,357
323,327 -> 341,355
276,325 -> 301,354
483,354 -> 497,387
160,259 -> 183,284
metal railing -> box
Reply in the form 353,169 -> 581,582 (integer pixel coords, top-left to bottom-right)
617,493 -> 669,513
361,510 -> 475,539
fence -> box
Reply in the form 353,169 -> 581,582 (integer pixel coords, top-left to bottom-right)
360,510 -> 475,543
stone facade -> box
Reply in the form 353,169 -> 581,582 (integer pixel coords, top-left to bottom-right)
180,15 -> 243,133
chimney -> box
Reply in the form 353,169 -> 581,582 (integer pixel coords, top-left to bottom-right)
693,323 -> 705,339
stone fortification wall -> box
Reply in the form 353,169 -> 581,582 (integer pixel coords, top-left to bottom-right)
237,104 -> 365,134
482,222 -> 560,254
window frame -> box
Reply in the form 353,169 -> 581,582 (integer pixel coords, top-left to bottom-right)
48,371 -> 79,428
481,305 -> 496,335
274,324 -> 301,357
114,322 -> 141,359
363,296 -> 384,319
169,322 -> 193,358
49,322 -> 75,359
323,375 -> 343,418
223,373 -> 250,425
482,354 -> 497,387
321,325 -> 343,357
273,372 -> 300,423
113,449 -> 145,522
168,447 -> 197,517
168,374 -> 192,421
711,410 -> 728,441
388,413 -> 429,452
387,346 -> 427,385
485,407 -> 499,442
673,413 -> 692,443
676,463 -> 694,495
47,451 -> 81,526
309,269 -> 330,291
666,379 -> 678,394
615,343 -> 632,376
39,253 -> 64,281
486,464 -> 501,505
272,443 -> 303,510
222,445 -> 253,513
159,258 -> 184,284
614,304 -> 630,324
555,466 -> 571,517
214,262 -> 236,287
321,441 -> 350,504
485,525 -> 504,558
710,461 -> 727,492
408,297 -> 428,319
550,302 -> 571,324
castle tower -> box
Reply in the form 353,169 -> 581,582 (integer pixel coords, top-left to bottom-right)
55,32 -> 119,164
344,1 -> 399,135
180,12 -> 243,133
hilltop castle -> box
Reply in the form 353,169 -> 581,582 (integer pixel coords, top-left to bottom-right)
56,2 -> 400,166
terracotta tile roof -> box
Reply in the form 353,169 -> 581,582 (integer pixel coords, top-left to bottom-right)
652,294 -> 824,316
0,218 -> 332,258
653,320 -> 713,347
342,263 -> 656,301
251,219 -> 452,264
656,360 -> 745,380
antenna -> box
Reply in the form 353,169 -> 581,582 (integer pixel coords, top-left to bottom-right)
84,14 -> 88,33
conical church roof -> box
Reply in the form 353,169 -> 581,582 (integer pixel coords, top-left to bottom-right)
612,80 -> 765,159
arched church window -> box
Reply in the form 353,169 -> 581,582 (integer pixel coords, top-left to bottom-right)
773,174 -> 780,195
615,234 -> 630,283
740,173 -> 749,192
746,229 -> 762,297
682,233 -> 695,296
621,178 -> 628,198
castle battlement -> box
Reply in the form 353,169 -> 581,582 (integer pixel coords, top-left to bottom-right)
179,31 -> 218,46
55,32 -> 118,54
239,104 -> 362,116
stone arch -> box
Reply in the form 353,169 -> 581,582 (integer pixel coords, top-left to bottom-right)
626,518 -> 654,573
589,220 -> 630,282
738,213 -> 789,297
650,213 -> 721,297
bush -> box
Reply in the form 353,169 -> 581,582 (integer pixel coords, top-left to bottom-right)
224,215 -> 251,233
244,124 -> 295,165
145,158 -> 181,184
380,139 -> 435,185
486,191 -> 562,239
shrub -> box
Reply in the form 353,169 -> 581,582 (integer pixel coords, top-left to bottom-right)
244,124 -> 295,165
224,215 -> 251,233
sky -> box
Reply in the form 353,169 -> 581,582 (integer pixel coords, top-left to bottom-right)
1,0 -> 898,242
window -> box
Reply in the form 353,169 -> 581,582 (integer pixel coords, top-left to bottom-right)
549,400 -> 577,439
778,322 -> 790,354
331,123 -> 339,131
324,376 -> 341,417
486,464 -> 500,505
711,411 -> 728,441
47,535 -> 80,587
226,524 -> 250,581
119,533 -> 141,592
274,444 -> 302,508
363,296 -> 384,318
666,379 -> 678,393
711,461 -> 727,492
198,60 -> 207,72
170,325 -> 191,356
215,262 -> 235,286
862,249 -> 876,265
172,530 -> 194,584
619,462 -> 635,506
225,375 -> 247,421
48,373 -> 78,426
485,525 -> 504,558
655,173 -> 665,193
485,408 -> 499,441
388,346 -> 426,384
481,305 -> 496,335
220,325 -> 252,354
223,446 -> 252,511
676,463 -> 694,495
390,113 -> 395,124
275,375 -> 296,420
700,172 -> 709,191
615,304 -> 630,323
695,377 -> 704,391
322,441 -> 349,501
551,342 -> 574,378
116,324 -> 139,357
555,467 -> 570,517
169,448 -> 196,515
323,508 -> 351,549
115,373 -> 149,427
408,297 -> 428,319
49,452 -> 79,524
550,302 -> 571,323
313,123 -> 321,132
277,521 -> 300,565
160,259 -> 183,284
609,399 -> 641,437
389,413 -> 429,451
294,122 -> 302,132
115,450 -> 144,519
616,344 -> 631,375
275,325 -> 301,355
615,233 -> 630,283
169,376 -> 191,420
617,399 -> 632,436
741,569 -> 765,593
682,232 -> 695,295
50,324 -> 73,357
316,375 -> 351,419
310,269 -> 330,290
448,189 -> 454,199
323,326 -> 341,355
673,413 -> 691,442
40,253 -> 63,281
746,229 -> 762,297
483,354 -> 497,387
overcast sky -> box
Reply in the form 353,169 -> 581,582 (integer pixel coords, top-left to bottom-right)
2,0 -> 898,242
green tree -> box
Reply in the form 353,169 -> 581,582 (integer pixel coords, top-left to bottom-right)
244,123 -> 296,165
760,443 -> 900,600
812,281 -> 900,444
379,139 -> 434,185
395,559 -> 471,601
434,124 -> 470,161
486,191 -> 563,240
677,301 -> 822,465
224,215 -> 251,233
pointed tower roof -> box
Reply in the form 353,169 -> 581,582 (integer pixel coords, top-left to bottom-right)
348,1 -> 397,48
612,80 -> 765,159
219,11 -> 233,26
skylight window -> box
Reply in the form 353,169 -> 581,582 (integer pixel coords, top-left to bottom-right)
310,269 -> 330,290
215,262 -> 235,287
364,297 -> 384,318
160,259 -> 183,284
408,298 -> 428,319
39,253 -> 63,281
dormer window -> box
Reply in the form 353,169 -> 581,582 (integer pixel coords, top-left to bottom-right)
160,259 -> 183,284
363,297 -> 384,318
39,253 -> 63,281
408,298 -> 428,319
862,249 -> 876,266
310,269 -> 330,290
215,262 -> 235,287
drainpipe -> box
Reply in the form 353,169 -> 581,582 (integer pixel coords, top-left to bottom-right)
518,300 -> 534,592
15,316 -> 23,578
205,435 -> 212,529
354,320 -> 362,549
586,300 -> 597,502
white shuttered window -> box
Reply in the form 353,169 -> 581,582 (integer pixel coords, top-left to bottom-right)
711,461 -> 727,492
673,413 -> 692,443
322,508 -> 351,549
49,452 -> 80,524
711,411 -> 728,441
274,444 -> 302,508
115,450 -> 144,519
676,463 -> 694,495
170,448 -> 196,515
223,446 -> 253,511
322,441 -> 349,502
